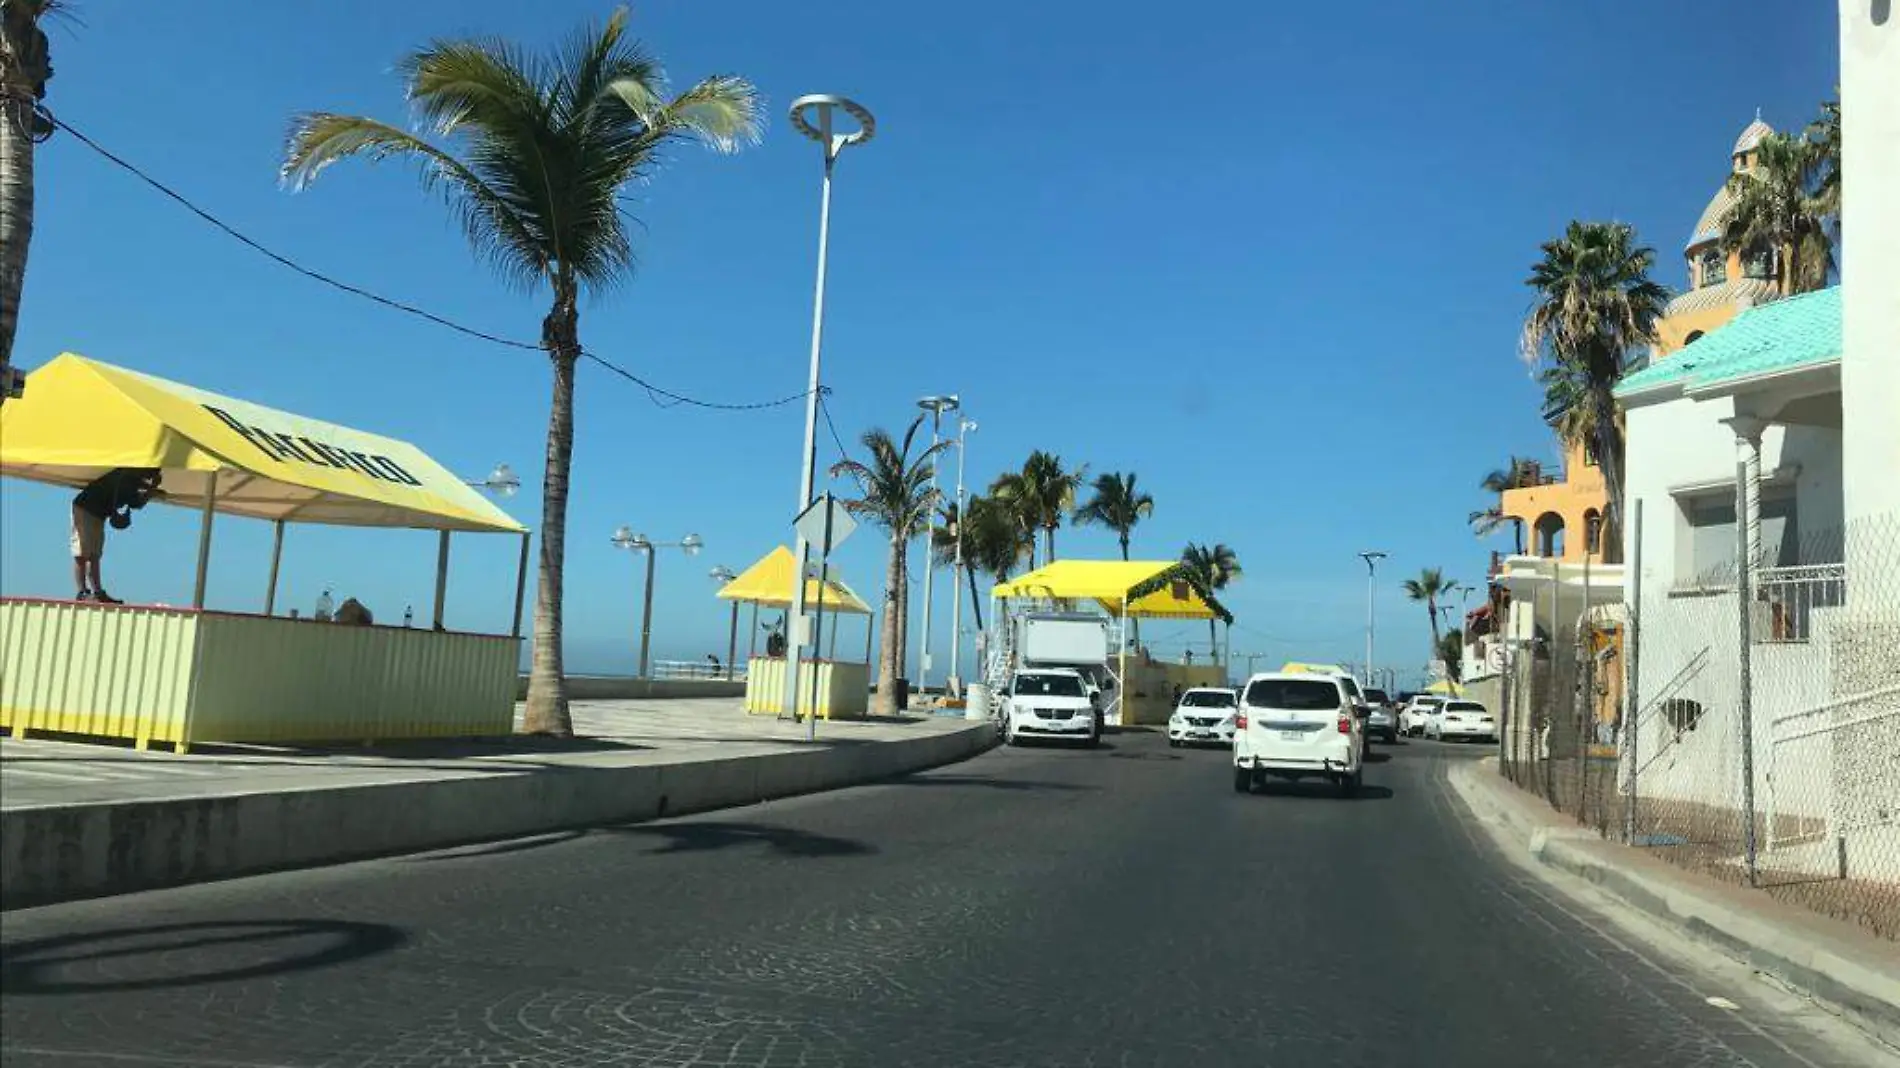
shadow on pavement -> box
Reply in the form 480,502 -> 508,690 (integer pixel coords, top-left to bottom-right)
1363,749 -> 1393,764
607,820 -> 875,859
1251,783 -> 1397,801
892,773 -> 1095,792
410,829 -> 590,863
0,919 -> 406,996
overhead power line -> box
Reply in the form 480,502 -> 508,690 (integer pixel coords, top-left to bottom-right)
47,111 -> 811,413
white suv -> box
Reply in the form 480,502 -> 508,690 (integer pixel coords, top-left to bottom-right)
1233,673 -> 1364,796
1003,668 -> 1101,747
1168,687 -> 1238,746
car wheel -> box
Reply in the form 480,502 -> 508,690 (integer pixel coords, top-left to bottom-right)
1233,766 -> 1253,794
1169,738 -> 1181,748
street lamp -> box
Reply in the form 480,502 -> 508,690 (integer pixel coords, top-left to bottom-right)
1357,551 -> 1386,687
783,93 -> 875,726
612,526 -> 703,679
467,462 -> 520,497
948,415 -> 978,692
709,565 -> 739,680
916,393 -> 960,695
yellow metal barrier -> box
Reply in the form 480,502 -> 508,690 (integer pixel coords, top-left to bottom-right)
0,599 -> 517,752
743,657 -> 870,719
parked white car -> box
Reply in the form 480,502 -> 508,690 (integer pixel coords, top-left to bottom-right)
1400,696 -> 1443,737
1168,688 -> 1238,747
1427,699 -> 1497,743
1232,673 -> 1364,796
1003,668 -> 1100,746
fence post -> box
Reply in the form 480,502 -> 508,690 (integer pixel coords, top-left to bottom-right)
1582,543 -> 1595,827
1734,453 -> 1760,887
1545,564 -> 1561,805
1623,500 -> 1643,844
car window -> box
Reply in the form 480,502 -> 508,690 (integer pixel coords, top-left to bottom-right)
1365,689 -> 1390,704
1181,690 -> 1236,708
1446,701 -> 1486,713
1244,679 -> 1342,710
1339,677 -> 1363,699
1015,674 -> 1084,697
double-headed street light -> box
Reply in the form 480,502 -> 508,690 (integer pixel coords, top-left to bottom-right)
467,462 -> 521,498
1357,551 -> 1387,689
612,527 -> 703,679
948,415 -> 978,691
782,93 -> 876,724
708,565 -> 739,680
915,394 -> 960,694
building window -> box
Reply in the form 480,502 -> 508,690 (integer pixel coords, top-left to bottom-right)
1684,330 -> 1706,346
1699,249 -> 1727,287
1674,489 -> 1799,587
1743,244 -> 1775,280
1584,509 -> 1603,554
1534,512 -> 1566,558
1583,439 -> 1600,467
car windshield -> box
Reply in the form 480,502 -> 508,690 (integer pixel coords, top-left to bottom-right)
1244,679 -> 1341,710
1181,690 -> 1235,708
1365,689 -> 1390,704
1015,674 -> 1085,697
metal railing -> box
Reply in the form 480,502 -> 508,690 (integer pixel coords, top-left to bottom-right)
651,659 -> 744,682
1752,562 -> 1846,643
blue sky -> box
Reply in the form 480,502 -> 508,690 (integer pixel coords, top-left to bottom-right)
3,0 -> 1839,682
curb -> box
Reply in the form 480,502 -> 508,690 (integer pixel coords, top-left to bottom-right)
1447,757 -> 1900,1050
0,721 -> 997,910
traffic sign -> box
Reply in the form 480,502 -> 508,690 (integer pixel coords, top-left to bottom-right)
794,493 -> 857,557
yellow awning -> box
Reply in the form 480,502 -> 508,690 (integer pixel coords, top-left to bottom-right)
1281,662 -> 1351,676
0,353 -> 525,533
990,559 -> 1232,621
717,546 -> 872,615
1425,679 -> 1465,695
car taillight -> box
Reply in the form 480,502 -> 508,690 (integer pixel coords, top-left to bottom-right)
1337,715 -> 1351,734
1236,711 -> 1249,729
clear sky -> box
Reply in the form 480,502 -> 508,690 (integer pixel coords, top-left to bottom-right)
3,0 -> 1840,682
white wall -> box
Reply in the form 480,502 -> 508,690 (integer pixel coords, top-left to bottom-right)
1624,401 -> 1847,589
1840,0 -> 1900,524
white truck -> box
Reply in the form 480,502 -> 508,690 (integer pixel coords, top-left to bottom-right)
1007,612 -> 1119,723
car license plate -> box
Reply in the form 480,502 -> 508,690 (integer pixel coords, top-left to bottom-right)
1279,730 -> 1302,741
1191,731 -> 1212,739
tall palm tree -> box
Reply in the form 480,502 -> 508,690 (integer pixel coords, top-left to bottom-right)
1179,542 -> 1241,662
1722,132 -> 1833,297
831,415 -> 950,715
1402,567 -> 1454,659
1808,96 -> 1840,223
1520,220 -> 1667,555
0,0 -> 61,394
1073,471 -> 1155,560
991,451 -> 1086,567
930,495 -> 1026,634
281,8 -> 760,736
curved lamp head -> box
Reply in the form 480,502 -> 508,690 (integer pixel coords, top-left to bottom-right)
680,534 -> 704,558
481,463 -> 521,498
960,417 -> 979,435
611,526 -> 650,551
709,565 -> 737,584
789,94 -> 876,158
916,394 -> 959,415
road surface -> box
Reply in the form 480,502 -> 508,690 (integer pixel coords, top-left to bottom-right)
0,733 -> 1879,1067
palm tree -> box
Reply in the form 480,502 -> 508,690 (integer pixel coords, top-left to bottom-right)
1402,567 -> 1455,659
1520,220 -> 1668,556
931,495 -> 1027,634
831,416 -> 950,715
281,8 -> 760,736
1179,542 -> 1241,662
0,0 -> 61,392
1808,96 -> 1840,223
1469,456 -> 1537,551
1722,132 -> 1833,297
1437,629 -> 1464,684
1073,471 -> 1155,560
991,451 -> 1086,567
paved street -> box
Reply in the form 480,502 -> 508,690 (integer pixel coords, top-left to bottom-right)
0,733 -> 1880,1067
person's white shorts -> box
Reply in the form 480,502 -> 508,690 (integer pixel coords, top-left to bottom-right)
70,506 -> 106,559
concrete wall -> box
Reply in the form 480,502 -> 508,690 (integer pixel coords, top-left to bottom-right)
514,675 -> 747,701
0,721 -> 996,909
1839,0 -> 1900,526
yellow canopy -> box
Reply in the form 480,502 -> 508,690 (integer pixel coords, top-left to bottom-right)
717,546 -> 871,615
1425,679 -> 1465,696
990,559 -> 1232,621
1282,662 -> 1351,676
0,353 -> 525,533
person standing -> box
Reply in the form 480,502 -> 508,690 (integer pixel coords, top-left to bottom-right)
71,468 -> 162,603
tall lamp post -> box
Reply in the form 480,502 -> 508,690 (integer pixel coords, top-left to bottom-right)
611,527 -> 703,679
1357,551 -> 1386,688
915,394 -> 959,695
948,415 -> 977,692
709,565 -> 739,680
782,93 -> 876,723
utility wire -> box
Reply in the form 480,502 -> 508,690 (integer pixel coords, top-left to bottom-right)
48,111 -> 812,414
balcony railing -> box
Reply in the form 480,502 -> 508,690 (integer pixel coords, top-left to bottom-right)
1752,562 -> 1846,643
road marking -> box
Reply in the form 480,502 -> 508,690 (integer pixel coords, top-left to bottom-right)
1706,996 -> 1741,1010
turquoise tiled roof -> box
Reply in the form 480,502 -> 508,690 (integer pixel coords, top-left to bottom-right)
1616,285 -> 1840,398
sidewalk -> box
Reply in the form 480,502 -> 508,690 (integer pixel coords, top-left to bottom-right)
1448,756 -> 1900,1051
1,698 -> 994,908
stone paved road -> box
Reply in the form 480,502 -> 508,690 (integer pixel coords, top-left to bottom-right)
0,733 -> 1880,1067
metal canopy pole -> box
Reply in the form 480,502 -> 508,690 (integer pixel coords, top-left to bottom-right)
191,473 -> 219,609
725,601 -> 740,680
511,531 -> 531,639
263,518 -> 285,616
432,530 -> 452,630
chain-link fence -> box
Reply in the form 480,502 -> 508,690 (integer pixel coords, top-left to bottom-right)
1498,504 -> 1900,941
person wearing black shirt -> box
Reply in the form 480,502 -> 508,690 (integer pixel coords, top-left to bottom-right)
71,468 -> 162,604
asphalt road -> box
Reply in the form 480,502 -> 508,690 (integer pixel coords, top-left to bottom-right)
0,733 -> 1878,1067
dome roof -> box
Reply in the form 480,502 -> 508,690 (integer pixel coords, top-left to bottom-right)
1733,114 -> 1774,156
1687,183 -> 1734,249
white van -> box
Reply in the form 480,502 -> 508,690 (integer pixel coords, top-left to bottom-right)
1232,672 -> 1364,796
1003,668 -> 1101,746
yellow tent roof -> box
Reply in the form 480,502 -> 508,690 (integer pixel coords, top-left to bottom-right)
0,353 -> 524,533
990,559 -> 1232,621
717,546 -> 872,615
1425,679 -> 1465,695
1282,662 -> 1351,676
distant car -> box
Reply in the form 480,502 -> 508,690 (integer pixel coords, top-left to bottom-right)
1168,688 -> 1238,747
1232,673 -> 1365,796
1401,696 -> 1443,737
1427,699 -> 1497,743
1364,688 -> 1391,709
1365,702 -> 1398,744
1003,668 -> 1100,747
